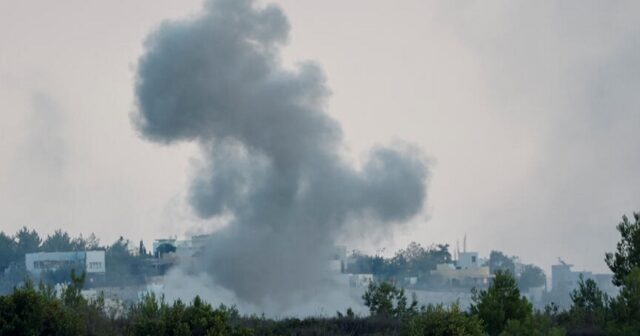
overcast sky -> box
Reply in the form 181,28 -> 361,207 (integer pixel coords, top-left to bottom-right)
1,0 -> 639,273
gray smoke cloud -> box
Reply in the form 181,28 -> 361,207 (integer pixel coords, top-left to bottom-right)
134,0 -> 427,309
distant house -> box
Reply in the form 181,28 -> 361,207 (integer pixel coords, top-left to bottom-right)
25,251 -> 106,275
430,252 -> 492,288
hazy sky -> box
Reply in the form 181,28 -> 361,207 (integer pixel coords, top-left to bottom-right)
1,0 -> 639,273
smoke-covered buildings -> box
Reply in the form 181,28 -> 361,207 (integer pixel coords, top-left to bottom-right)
152,234 -> 212,258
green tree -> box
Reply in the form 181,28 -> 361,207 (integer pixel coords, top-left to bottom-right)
471,270 -> 533,335
128,293 -> 248,336
567,275 -> 608,331
405,303 -> 484,336
605,212 -> 640,286
607,268 -> 640,335
14,226 -> 41,255
41,229 -> 75,252
61,270 -> 86,307
0,280 -> 82,335
362,281 -> 418,318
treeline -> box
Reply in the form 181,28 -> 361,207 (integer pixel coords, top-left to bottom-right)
0,212 -> 639,335
347,242 -> 546,292
0,227 -> 151,292
0,263 -> 638,335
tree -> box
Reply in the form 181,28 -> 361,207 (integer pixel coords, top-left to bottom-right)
607,268 -> 640,335
605,212 -> 640,286
61,269 -> 86,307
471,270 -> 533,335
0,232 -> 16,271
0,280 -> 82,335
128,293 -> 248,336
41,229 -> 74,252
82,233 -> 100,250
489,251 -> 515,275
570,275 -> 608,314
105,237 -> 145,285
568,275 -> 608,331
349,242 -> 452,281
14,226 -> 41,255
405,303 -> 484,336
362,281 -> 418,318
518,264 -> 546,292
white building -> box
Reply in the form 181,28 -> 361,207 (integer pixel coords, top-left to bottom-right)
457,252 -> 479,269
431,251 -> 492,288
25,251 -> 106,275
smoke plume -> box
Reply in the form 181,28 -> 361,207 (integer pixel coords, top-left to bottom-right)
134,0 -> 428,309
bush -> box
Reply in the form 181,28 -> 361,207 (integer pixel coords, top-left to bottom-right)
405,303 -> 484,336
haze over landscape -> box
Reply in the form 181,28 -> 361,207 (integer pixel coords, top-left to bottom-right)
1,0 -> 639,281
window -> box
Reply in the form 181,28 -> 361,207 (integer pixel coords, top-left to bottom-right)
88,262 -> 102,269
471,256 -> 477,263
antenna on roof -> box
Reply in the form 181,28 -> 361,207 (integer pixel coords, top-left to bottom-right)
463,233 -> 467,253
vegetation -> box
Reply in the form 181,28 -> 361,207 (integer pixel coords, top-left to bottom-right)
606,268 -> 640,335
362,281 -> 418,318
605,212 -> 640,286
565,275 -> 609,332
348,242 -> 452,283
470,270 -> 532,335
1,211 -> 640,335
488,251 -> 515,276
405,303 -> 484,336
517,264 -> 546,292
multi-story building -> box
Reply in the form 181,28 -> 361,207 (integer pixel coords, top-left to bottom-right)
25,251 -> 106,275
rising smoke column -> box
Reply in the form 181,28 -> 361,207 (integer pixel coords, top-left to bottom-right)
134,0 -> 428,307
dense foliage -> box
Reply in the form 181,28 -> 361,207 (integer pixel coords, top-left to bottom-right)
362,281 -> 418,318
470,270 -> 532,335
